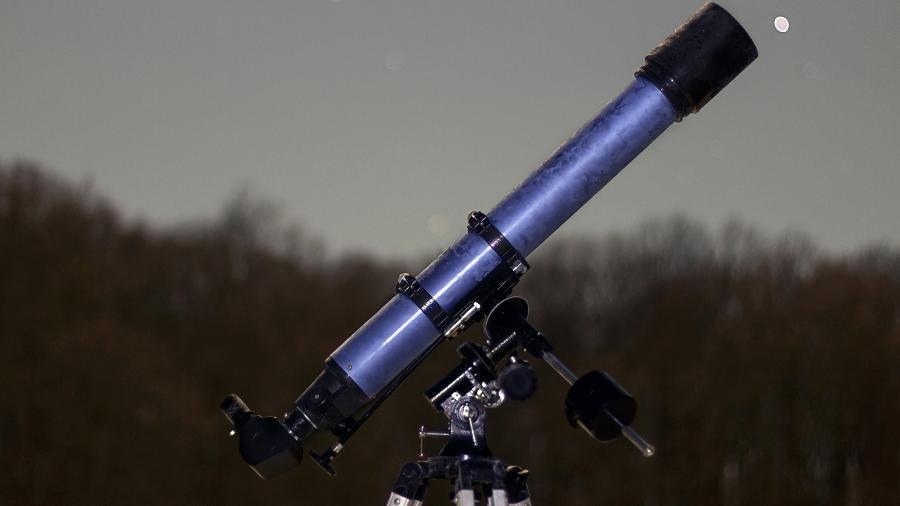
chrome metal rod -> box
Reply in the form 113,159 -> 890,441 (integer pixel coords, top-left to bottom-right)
604,407 -> 655,457
542,351 -> 578,385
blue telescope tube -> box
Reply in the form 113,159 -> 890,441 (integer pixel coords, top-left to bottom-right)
331,77 -> 676,397
222,2 -> 758,480
329,0 -> 763,398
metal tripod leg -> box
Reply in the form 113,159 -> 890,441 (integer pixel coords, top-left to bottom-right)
452,459 -> 479,506
453,458 -> 511,506
486,488 -> 509,506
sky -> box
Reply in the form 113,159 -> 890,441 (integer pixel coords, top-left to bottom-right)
1,0 -> 898,259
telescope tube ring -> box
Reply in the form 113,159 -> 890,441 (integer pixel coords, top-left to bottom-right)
396,273 -> 452,330
466,211 -> 529,275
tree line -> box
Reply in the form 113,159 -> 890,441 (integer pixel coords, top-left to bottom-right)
1,161 -> 898,505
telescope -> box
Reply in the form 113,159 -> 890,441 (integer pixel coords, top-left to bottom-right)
221,1 -> 757,486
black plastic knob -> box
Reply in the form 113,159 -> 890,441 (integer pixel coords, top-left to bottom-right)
499,361 -> 538,401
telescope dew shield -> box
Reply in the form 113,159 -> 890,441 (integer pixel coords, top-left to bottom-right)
636,2 -> 759,120
330,1 -> 757,397
223,2 -> 757,478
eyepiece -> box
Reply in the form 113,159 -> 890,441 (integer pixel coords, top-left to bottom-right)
221,393 -> 252,427
220,394 -> 304,479
636,2 -> 758,120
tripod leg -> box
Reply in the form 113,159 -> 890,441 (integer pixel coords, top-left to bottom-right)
453,460 -> 477,506
454,488 -> 476,506
487,461 -> 509,506
504,466 -> 532,506
386,462 -> 428,506
486,488 -> 509,506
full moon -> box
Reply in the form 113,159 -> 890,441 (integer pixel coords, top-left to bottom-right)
774,16 -> 790,33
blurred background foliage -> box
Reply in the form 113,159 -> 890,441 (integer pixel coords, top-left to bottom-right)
1,160 -> 899,505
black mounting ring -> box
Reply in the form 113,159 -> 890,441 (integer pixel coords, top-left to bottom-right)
396,273 -> 451,330
467,211 -> 529,275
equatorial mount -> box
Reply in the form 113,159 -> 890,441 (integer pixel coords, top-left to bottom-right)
433,296 -> 653,455
385,297 -> 654,505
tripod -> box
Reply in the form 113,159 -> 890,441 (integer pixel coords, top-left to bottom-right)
384,296 -> 654,505
386,396 -> 531,506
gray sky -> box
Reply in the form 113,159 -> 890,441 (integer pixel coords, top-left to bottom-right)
2,0 -> 898,259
